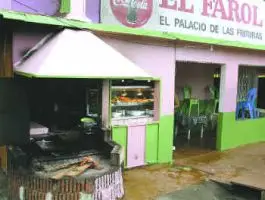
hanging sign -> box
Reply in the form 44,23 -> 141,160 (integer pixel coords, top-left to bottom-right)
101,0 -> 265,46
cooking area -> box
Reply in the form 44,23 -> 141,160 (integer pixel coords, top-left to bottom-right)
5,77 -> 124,200
0,26 -> 157,199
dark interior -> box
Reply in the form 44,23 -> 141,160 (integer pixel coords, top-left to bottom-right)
4,77 -> 117,171
15,76 -> 102,129
174,63 -> 221,151
257,78 -> 265,109
0,78 -> 30,145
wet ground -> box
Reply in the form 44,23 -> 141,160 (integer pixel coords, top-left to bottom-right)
176,142 -> 265,183
122,148 -> 211,200
123,142 -> 265,199
122,164 -> 206,200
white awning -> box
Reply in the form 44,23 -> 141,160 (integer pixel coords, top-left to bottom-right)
14,29 -> 153,80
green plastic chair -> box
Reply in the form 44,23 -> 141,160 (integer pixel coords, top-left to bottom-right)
183,85 -> 200,116
208,85 -> 219,113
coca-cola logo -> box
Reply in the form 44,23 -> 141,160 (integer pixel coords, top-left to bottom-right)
110,0 -> 153,28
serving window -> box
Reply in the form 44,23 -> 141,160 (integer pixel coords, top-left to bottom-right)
111,80 -> 159,126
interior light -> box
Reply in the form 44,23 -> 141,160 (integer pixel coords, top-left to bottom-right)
121,90 -> 127,97
137,89 -> 143,96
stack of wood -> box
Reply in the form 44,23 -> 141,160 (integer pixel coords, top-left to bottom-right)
51,156 -> 101,180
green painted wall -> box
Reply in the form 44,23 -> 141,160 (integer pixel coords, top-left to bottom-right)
111,115 -> 174,166
59,0 -> 71,13
158,115 -> 174,163
145,123 -> 159,164
217,112 -> 265,151
112,126 -> 128,166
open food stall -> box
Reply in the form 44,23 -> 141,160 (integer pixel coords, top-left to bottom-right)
2,28 -> 158,199
109,80 -> 160,168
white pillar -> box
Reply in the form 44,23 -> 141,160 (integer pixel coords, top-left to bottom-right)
0,0 -> 11,10
66,0 -> 92,22
219,62 -> 239,113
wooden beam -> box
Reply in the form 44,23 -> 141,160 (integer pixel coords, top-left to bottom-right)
0,19 -> 13,77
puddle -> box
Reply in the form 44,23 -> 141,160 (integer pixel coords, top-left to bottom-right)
168,164 -> 206,184
183,151 -> 226,164
123,165 -> 206,200
173,148 -> 212,160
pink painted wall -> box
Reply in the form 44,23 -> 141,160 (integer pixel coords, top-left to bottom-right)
127,125 -> 145,168
13,32 -> 48,63
175,63 -> 216,100
0,0 -> 11,9
175,46 -> 265,112
11,0 -> 60,16
175,47 -> 265,66
102,38 -> 175,116
11,0 -> 101,64
9,0 -> 100,23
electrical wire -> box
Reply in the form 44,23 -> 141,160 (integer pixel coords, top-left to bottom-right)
13,0 -> 42,14
12,0 -> 85,30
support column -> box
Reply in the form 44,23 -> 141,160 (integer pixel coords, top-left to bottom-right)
217,62 -> 239,150
219,63 -> 239,113
0,19 -> 13,172
261,191 -> 265,200
0,19 -> 13,78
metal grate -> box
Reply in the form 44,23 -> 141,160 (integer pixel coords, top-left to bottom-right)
237,67 -> 257,101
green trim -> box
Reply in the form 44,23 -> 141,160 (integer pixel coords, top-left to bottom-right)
173,32 -> 265,50
110,115 -> 174,165
1,9 -> 265,50
146,123 -> 159,164
158,114 -> 174,163
147,121 -> 160,125
112,126 -> 128,167
59,0 -> 71,14
0,9 -> 175,40
217,112 -> 265,151
158,80 -> 162,118
108,80 -> 112,127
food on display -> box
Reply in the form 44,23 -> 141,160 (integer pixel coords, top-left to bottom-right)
111,96 -> 153,104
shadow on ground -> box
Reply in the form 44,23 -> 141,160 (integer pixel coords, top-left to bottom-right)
156,181 -> 260,200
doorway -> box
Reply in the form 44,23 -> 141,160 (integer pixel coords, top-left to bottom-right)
174,62 -> 221,157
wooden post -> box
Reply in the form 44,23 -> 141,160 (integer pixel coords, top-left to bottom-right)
261,190 -> 265,200
0,146 -> 7,173
0,18 -> 13,78
0,18 -> 13,172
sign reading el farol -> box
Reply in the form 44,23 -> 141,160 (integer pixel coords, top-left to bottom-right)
101,0 -> 265,46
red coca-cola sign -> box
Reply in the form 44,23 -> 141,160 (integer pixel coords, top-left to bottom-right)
110,0 -> 153,28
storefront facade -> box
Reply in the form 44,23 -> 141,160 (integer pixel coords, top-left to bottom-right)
1,0 -> 265,169
175,45 -> 265,150
104,38 -> 175,165
0,0 -> 176,167
100,0 -> 265,155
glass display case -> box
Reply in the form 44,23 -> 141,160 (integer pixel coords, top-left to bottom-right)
111,80 -> 155,125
